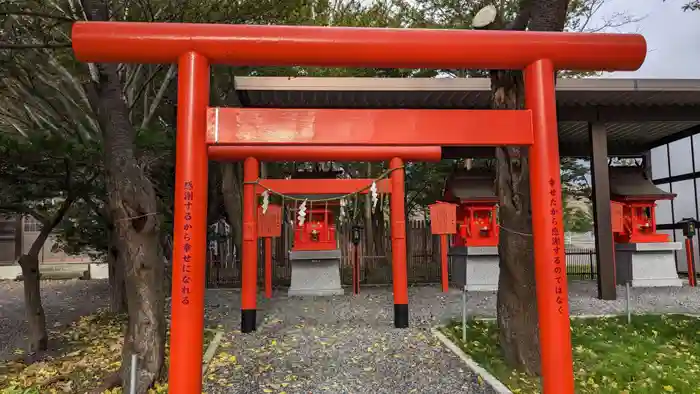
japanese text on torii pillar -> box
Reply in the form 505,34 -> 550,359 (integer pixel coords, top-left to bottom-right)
549,177 -> 564,315
181,181 -> 194,305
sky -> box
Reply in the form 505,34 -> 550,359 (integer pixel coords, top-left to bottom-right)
597,0 -> 700,78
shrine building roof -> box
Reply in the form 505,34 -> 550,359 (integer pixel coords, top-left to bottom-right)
609,166 -> 676,200
442,168 -> 498,203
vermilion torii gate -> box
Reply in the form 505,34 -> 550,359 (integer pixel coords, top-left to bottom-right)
71,22 -> 646,394
212,144 -> 436,332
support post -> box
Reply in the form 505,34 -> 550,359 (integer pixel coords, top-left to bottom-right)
589,122 -> 617,300
685,238 -> 696,287
168,51 -> 210,394
265,237 -> 272,298
353,245 -> 360,295
241,157 -> 259,332
440,234 -> 449,292
390,157 -> 409,328
524,59 -> 575,394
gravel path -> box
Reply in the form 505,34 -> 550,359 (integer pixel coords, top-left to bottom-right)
204,287 -> 493,394
0,279 -> 110,361
567,280 -> 700,315
202,281 -> 700,393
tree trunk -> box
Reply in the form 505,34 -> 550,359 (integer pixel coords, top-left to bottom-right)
491,71 -> 541,374
368,194 -> 390,282
364,163 -> 374,280
18,197 -> 75,354
491,0 -> 569,375
213,70 -> 245,266
371,196 -> 386,259
82,2 -> 166,391
364,163 -> 374,256
86,62 -> 166,392
107,226 -> 127,313
221,162 -> 243,262
19,253 -> 47,354
207,161 -> 224,225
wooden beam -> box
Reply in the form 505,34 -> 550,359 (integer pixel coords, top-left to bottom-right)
72,22 -> 646,71
208,145 -> 442,162
558,106 -> 700,122
207,108 -> 534,146
255,179 -> 391,195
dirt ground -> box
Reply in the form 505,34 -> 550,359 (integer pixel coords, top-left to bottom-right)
0,279 -> 110,361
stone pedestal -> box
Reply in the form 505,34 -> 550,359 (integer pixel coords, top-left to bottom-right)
288,249 -> 344,296
0,263 -> 21,280
449,246 -> 499,291
89,263 -> 110,279
615,242 -> 684,287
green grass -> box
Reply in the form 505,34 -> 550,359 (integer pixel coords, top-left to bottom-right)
443,314 -> 700,394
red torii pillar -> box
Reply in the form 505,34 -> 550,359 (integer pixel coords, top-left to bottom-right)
241,157 -> 259,332
390,157 -> 409,326
71,21 -> 646,394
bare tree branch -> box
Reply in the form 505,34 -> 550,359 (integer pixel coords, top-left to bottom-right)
0,11 -> 77,22
140,63 -> 176,130
0,42 -> 71,49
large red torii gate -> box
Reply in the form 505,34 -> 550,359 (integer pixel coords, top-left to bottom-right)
71,22 -> 646,394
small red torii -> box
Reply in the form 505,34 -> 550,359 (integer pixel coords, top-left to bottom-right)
71,21 -> 646,394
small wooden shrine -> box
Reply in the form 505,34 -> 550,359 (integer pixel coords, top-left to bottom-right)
286,169 -> 345,296
609,166 -> 683,288
443,168 -> 499,247
441,167 -> 499,291
609,166 -> 676,243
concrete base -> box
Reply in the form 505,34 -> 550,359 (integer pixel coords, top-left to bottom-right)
288,249 -> 344,296
615,242 -> 684,287
3,263 -> 90,280
89,263 -> 110,279
0,264 -> 21,280
449,246 -> 499,291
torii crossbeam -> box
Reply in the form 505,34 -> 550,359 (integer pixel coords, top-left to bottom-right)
71,21 -> 646,394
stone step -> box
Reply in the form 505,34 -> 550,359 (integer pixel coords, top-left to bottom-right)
39,263 -> 89,273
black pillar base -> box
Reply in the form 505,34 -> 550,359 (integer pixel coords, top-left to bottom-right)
241,309 -> 257,333
394,304 -> 409,328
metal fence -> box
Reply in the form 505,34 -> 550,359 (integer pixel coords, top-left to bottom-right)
206,220 -> 598,288
564,247 -> 598,280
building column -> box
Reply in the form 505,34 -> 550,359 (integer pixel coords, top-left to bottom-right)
589,121 -> 616,300
641,150 -> 652,178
